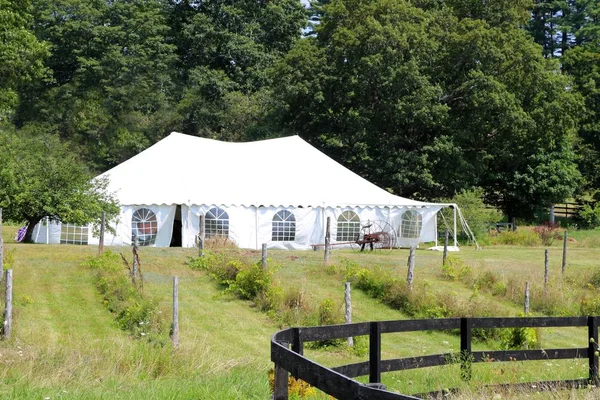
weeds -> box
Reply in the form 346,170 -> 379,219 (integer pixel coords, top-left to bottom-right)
83,251 -> 166,344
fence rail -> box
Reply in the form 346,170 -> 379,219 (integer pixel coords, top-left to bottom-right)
271,316 -> 599,400
553,203 -> 581,219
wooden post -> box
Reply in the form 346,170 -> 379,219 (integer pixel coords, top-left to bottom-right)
324,217 -> 331,264
3,269 -> 12,340
261,243 -> 267,272
406,246 -> 416,291
544,249 -> 549,295
524,281 -> 530,315
588,316 -> 599,386
562,230 -> 568,275
273,364 -> 289,400
172,277 -> 179,348
198,215 -> 205,257
0,208 -> 3,279
98,211 -> 105,254
369,322 -> 381,384
345,282 -> 353,347
460,317 -> 472,381
291,327 -> 303,379
511,217 -> 516,232
442,228 -> 449,266
132,235 -> 139,280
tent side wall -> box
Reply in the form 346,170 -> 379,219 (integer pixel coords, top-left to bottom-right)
31,204 -> 449,250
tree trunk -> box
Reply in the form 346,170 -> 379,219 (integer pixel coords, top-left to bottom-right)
23,216 -> 43,243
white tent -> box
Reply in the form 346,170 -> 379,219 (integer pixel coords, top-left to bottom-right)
33,132 -> 473,249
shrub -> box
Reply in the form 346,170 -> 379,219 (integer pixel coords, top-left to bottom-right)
589,271 -> 600,289
83,251 -> 165,343
489,229 -> 541,246
441,256 -> 472,282
439,188 -> 502,243
578,203 -> 600,228
533,222 -> 560,246
474,270 -> 499,291
499,326 -> 538,350
580,296 -> 600,315
229,263 -> 271,300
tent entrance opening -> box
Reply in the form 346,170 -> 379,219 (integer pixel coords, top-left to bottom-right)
170,205 -> 182,247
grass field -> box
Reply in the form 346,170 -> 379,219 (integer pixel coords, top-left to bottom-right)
1,225 -> 600,399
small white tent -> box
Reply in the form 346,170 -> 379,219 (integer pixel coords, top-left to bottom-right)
33,132 -> 472,249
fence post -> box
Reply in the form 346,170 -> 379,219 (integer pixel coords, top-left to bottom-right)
198,215 -> 205,257
324,217 -> 331,265
406,247 -> 416,291
460,317 -> 472,381
172,276 -> 179,349
442,228 -> 449,266
589,316 -> 599,386
261,243 -> 267,272
369,321 -> 381,384
132,235 -> 139,280
0,208 -> 3,281
544,249 -> 549,295
345,282 -> 353,347
524,282 -> 530,315
3,269 -> 12,340
291,327 -> 303,379
562,231 -> 568,275
274,364 -> 289,400
99,211 -> 105,254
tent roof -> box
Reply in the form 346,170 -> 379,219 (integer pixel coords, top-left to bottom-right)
98,132 -> 440,208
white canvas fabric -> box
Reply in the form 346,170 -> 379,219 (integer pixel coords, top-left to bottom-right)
97,132 -> 437,208
33,132 -> 465,249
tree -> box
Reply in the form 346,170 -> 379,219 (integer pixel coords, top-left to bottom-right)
166,0 -> 307,140
16,0 -> 178,171
0,0 -> 48,119
269,0 -> 581,218
0,123 -> 119,243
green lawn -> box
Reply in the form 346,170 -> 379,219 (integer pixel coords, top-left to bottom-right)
1,226 -> 600,399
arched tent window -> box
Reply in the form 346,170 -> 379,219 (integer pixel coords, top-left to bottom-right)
205,207 -> 229,238
272,210 -> 296,241
400,210 -> 422,238
336,211 -> 360,241
132,208 -> 158,246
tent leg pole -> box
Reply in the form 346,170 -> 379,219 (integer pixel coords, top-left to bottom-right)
255,206 -> 259,250
453,206 -> 458,248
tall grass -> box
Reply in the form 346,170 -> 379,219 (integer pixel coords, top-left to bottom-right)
1,227 -> 600,398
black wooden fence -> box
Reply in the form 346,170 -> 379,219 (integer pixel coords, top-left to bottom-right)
271,316 -> 599,400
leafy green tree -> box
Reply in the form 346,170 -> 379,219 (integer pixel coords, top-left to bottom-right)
436,18 -> 582,219
16,0 -> 178,171
0,0 -> 48,119
0,123 -> 119,243
270,0 -> 581,219
560,1 -> 600,197
166,0 -> 307,139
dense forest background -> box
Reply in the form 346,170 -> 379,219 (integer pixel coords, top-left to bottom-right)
2,0 -> 599,221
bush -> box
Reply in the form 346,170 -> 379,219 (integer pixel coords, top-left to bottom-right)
499,326 -> 538,350
588,271 -> 600,289
533,222 -> 560,246
488,229 -> 541,246
578,203 -> 600,228
441,256 -> 472,282
83,251 -> 165,343
439,188 -> 503,243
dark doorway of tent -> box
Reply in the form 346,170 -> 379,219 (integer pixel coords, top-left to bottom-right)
170,205 -> 182,247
